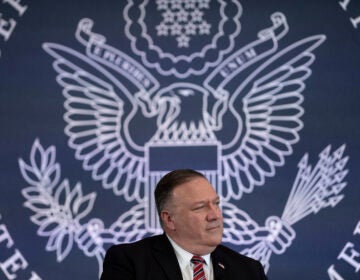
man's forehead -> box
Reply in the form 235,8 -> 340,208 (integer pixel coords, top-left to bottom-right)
191,195 -> 220,204
172,177 -> 217,197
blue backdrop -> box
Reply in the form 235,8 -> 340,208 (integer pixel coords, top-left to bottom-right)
0,1 -> 360,279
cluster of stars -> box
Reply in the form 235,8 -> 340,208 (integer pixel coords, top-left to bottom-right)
155,0 -> 211,48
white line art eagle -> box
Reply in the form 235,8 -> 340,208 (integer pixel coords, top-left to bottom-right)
19,13 -> 349,276
43,15 -> 325,203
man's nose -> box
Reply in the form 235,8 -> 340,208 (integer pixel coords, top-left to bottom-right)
207,204 -> 221,220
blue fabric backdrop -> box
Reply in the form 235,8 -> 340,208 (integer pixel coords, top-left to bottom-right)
0,1 -> 359,279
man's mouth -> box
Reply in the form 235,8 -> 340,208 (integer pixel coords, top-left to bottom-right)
207,225 -> 221,231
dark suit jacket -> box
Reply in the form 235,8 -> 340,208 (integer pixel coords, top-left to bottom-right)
100,234 -> 267,280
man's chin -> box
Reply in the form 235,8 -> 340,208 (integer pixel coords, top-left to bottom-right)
207,232 -> 223,245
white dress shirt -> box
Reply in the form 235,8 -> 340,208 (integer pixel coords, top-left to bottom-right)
167,235 -> 214,280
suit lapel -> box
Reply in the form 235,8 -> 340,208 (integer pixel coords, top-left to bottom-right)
211,249 -> 227,280
152,234 -> 183,280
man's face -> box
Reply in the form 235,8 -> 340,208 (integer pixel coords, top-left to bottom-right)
163,177 -> 223,255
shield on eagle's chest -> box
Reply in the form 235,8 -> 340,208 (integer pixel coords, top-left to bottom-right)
144,142 -> 221,231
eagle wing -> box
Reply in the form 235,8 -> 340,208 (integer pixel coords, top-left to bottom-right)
43,43 -> 146,201
220,35 -> 326,200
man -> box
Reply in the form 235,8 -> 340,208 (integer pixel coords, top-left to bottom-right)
100,169 -> 267,279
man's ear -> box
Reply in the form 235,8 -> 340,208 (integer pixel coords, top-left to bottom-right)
161,210 -> 176,231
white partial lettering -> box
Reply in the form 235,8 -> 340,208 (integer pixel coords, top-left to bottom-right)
338,242 -> 360,272
3,0 -> 28,16
0,0 -> 28,43
0,224 -> 14,248
0,17 -> 16,41
354,220 -> 360,235
245,48 -> 257,59
0,249 -> 28,280
327,265 -> 344,280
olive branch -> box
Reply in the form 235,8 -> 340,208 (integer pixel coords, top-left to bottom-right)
18,139 -> 100,262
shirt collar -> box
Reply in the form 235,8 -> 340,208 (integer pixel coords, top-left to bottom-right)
166,234 -> 211,267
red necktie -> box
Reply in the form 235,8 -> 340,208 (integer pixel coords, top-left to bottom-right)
191,255 -> 207,280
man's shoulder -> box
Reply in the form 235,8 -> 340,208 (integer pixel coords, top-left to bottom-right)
214,244 -> 260,264
107,234 -> 166,253
213,245 -> 267,279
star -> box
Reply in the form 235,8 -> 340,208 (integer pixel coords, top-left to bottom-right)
163,10 -> 175,23
184,22 -> 197,35
170,22 -> 182,36
176,34 -> 190,48
156,23 -> 169,36
177,8 -> 189,22
191,9 -> 203,22
198,21 -> 211,35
